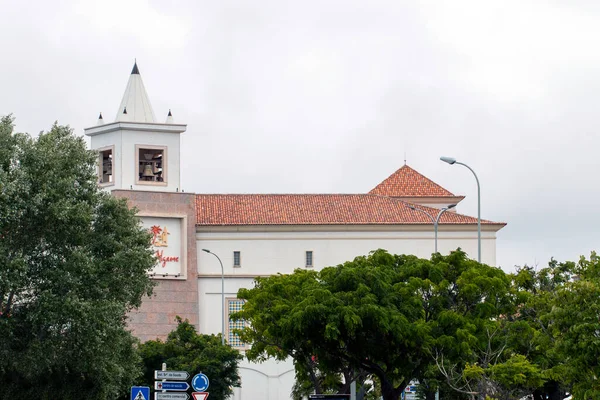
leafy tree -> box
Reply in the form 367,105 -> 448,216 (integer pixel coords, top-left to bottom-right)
537,253 -> 600,399
0,116 -> 156,399
236,249 -> 514,400
138,317 -> 242,400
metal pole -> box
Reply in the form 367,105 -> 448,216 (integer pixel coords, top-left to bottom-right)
455,162 -> 481,263
434,207 -> 453,254
410,206 -> 453,254
204,249 -> 225,345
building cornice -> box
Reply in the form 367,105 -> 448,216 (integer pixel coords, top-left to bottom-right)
84,121 -> 187,136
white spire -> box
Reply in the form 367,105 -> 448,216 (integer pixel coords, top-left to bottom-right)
165,109 -> 174,124
115,61 -> 156,123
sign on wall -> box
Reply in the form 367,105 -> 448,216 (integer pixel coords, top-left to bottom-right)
140,216 -> 185,278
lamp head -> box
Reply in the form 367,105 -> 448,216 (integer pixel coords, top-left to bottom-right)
202,249 -> 210,253
409,205 -> 416,210
448,204 -> 457,209
440,156 -> 457,165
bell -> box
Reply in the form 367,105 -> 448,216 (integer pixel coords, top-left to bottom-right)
142,164 -> 154,177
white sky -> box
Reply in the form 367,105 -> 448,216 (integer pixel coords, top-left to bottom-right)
1,0 -> 598,271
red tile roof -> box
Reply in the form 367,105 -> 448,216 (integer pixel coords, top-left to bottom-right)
369,165 -> 457,197
195,194 -> 503,226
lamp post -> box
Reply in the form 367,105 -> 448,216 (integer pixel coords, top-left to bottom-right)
202,249 -> 225,345
440,156 -> 481,263
409,204 -> 456,253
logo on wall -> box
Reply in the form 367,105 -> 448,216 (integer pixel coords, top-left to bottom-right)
150,225 -> 170,247
149,225 -> 179,268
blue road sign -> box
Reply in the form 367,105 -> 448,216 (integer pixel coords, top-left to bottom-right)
154,381 -> 190,391
131,386 -> 150,400
191,373 -> 210,392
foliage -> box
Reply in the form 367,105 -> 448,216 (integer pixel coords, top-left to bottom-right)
0,116 -> 156,399
138,317 -> 242,400
236,249 -> 513,400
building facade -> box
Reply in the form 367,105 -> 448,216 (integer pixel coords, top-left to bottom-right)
85,63 -> 505,400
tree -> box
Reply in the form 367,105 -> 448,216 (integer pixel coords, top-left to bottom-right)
138,317 -> 242,399
0,116 -> 156,399
236,249 -> 514,400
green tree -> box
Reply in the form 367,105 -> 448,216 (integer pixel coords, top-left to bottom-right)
0,116 -> 156,399
138,317 -> 242,400
236,249 -> 514,400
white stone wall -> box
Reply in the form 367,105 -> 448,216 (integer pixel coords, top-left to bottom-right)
121,129 -> 181,192
89,128 -> 181,192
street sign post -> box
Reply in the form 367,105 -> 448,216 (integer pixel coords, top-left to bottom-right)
131,386 -> 150,400
155,393 -> 190,400
191,393 -> 209,400
154,381 -> 190,391
191,373 -> 210,392
154,370 -> 190,380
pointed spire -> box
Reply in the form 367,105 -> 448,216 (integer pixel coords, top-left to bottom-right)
115,61 -> 155,123
97,112 -> 104,125
165,109 -> 174,124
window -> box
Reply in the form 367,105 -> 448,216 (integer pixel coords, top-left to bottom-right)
233,251 -> 241,267
306,251 -> 313,267
227,298 -> 247,348
136,145 -> 167,185
98,147 -> 114,186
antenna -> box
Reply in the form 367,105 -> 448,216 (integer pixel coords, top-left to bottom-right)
404,151 -> 407,166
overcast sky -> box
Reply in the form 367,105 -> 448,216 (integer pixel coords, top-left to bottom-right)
1,0 -> 598,271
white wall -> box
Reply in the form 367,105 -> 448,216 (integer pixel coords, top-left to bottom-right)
197,228 -> 497,278
90,130 -> 122,189
121,129 -> 181,192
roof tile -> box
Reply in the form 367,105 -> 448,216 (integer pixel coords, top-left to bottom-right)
195,194 -> 503,226
369,165 -> 456,197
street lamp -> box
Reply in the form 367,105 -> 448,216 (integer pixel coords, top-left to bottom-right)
409,204 -> 456,253
440,156 -> 481,263
202,248 -> 225,345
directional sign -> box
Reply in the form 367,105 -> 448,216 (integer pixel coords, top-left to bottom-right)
154,381 -> 190,391
191,373 -> 210,392
192,393 -> 209,400
131,386 -> 150,400
155,393 -> 190,400
154,370 -> 190,380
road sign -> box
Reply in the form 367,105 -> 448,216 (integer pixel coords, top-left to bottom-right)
155,393 -> 190,400
192,393 -> 209,400
131,386 -> 150,400
154,381 -> 190,391
154,370 -> 190,380
191,373 -> 210,392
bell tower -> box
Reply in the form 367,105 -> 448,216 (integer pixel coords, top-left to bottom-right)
84,62 -> 187,192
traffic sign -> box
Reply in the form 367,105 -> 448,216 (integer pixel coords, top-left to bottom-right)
192,393 -> 209,400
155,393 -> 189,400
155,370 -> 190,380
131,386 -> 150,400
191,373 -> 210,392
154,381 -> 190,391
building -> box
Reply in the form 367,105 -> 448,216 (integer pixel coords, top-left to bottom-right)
85,63 -> 505,400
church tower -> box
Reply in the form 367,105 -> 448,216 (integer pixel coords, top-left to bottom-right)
84,62 -> 187,192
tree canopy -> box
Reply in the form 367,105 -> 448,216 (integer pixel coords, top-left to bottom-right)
0,116 -> 156,399
236,249 -> 514,400
138,317 -> 242,399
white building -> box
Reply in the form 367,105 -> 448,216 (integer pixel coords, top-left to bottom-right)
85,63 -> 505,400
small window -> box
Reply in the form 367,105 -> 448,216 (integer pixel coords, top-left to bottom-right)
137,147 -> 166,184
227,298 -> 247,348
233,251 -> 241,267
306,251 -> 313,267
98,147 -> 113,186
